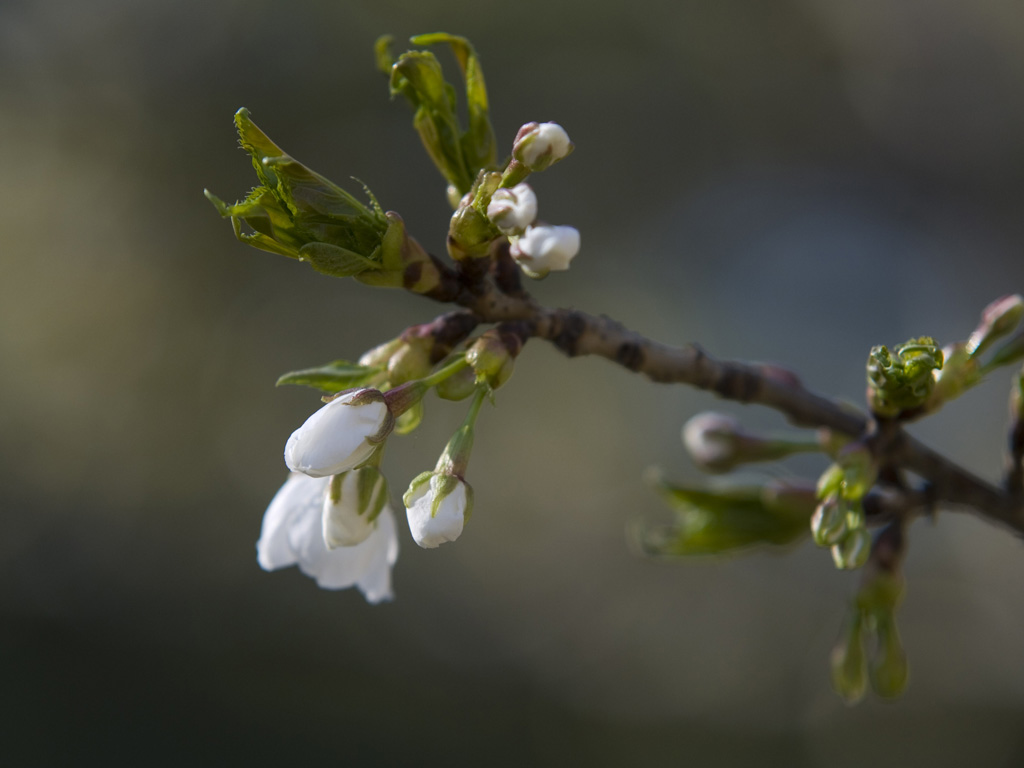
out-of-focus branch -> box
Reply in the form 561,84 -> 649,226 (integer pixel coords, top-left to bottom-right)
435,268 -> 1024,535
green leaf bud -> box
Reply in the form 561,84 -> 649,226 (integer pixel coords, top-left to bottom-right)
831,526 -> 871,570
866,337 -> 944,418
207,109 -> 389,272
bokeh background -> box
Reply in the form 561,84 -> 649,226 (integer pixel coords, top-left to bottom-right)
4,0 -> 1024,765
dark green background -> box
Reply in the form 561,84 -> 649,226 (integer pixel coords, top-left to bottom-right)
4,0 -> 1024,765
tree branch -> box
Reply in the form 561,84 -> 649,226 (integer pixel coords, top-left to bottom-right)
449,276 -> 1024,536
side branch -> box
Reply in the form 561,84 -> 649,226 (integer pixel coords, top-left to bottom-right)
454,281 -> 1024,535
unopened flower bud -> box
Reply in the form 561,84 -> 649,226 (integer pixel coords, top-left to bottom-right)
837,443 -> 877,502
466,328 -> 521,389
513,121 -> 573,171
487,183 -> 538,235
831,526 -> 871,570
967,294 -> 1024,358
285,389 -> 394,478
403,471 -> 474,549
510,224 -> 580,277
323,467 -> 390,548
359,338 -> 404,369
447,204 -> 499,262
435,365 -> 477,401
682,413 -> 744,473
387,337 -> 433,386
811,495 -> 848,547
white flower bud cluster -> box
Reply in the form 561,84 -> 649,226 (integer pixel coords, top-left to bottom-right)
258,388 -> 400,603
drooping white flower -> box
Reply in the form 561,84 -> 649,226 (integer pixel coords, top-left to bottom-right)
322,467 -> 390,548
403,471 -> 473,549
257,472 -> 398,603
510,224 -> 580,275
486,183 -> 538,235
514,122 -> 573,170
285,388 -> 394,478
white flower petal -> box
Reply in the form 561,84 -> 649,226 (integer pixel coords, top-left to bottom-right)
257,473 -> 329,571
284,390 -> 390,477
257,473 -> 399,603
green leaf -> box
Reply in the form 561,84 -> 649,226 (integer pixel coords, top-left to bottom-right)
411,33 -> 497,175
276,360 -> 381,393
644,481 -> 811,556
299,242 -> 378,278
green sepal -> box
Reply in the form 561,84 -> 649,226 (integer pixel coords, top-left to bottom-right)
395,400 -> 424,435
644,480 -> 811,557
276,360 -> 381,393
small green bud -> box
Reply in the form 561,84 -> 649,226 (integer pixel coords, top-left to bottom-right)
816,463 -> 845,500
837,443 -> 877,502
811,495 -> 848,547
466,328 -> 521,389
831,613 -> 868,705
831,526 -> 871,570
435,365 -> 477,401
387,338 -> 433,386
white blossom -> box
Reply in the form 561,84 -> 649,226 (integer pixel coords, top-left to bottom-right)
285,388 -> 393,478
403,472 -> 472,549
257,473 -> 398,603
511,224 -> 580,274
515,122 -> 572,169
486,183 -> 538,234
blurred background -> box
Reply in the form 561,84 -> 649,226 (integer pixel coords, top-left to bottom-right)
3,0 -> 1024,765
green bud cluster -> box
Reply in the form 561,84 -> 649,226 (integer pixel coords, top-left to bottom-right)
832,569 -> 908,703
866,337 -> 944,418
